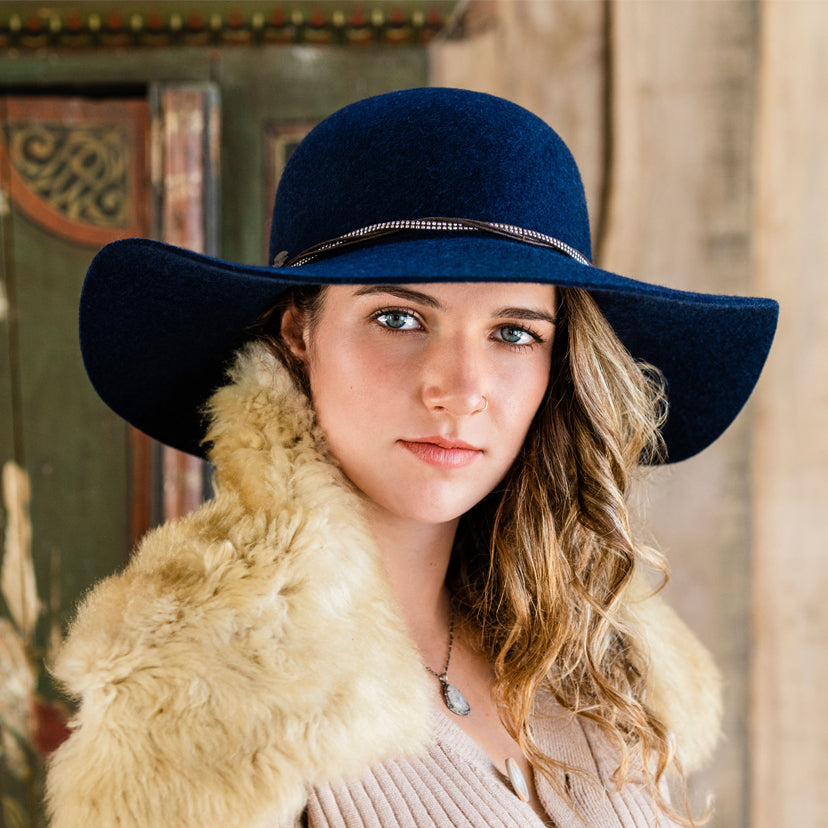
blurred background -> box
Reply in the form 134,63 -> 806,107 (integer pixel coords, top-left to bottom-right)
0,1 -> 825,825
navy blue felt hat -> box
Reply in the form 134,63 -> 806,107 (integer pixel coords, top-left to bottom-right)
80,87 -> 778,462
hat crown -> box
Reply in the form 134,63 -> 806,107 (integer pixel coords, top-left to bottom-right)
269,88 -> 592,266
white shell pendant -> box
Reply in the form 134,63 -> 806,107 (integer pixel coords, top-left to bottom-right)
505,757 -> 530,802
441,680 -> 471,716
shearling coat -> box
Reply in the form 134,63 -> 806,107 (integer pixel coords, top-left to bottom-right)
47,344 -> 722,828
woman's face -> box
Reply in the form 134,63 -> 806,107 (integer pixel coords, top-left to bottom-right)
283,282 -> 557,529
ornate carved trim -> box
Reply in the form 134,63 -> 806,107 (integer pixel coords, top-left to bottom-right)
0,2 -> 461,50
0,98 -> 149,246
5,122 -> 130,227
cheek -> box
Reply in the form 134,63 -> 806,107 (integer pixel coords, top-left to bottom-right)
304,333 -> 396,437
500,359 -> 552,431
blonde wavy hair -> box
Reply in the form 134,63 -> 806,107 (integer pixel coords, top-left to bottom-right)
448,286 -> 694,820
256,285 -> 691,821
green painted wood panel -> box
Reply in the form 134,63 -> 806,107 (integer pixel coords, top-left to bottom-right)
0,99 -> 17,469
10,211 -> 132,622
0,94 -> 150,826
0,44 -> 429,826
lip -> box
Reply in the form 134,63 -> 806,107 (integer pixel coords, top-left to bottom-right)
398,436 -> 483,469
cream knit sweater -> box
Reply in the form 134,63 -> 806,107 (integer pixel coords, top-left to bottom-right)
299,694 -> 679,828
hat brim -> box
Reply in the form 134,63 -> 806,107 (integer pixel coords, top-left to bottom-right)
80,236 -> 778,462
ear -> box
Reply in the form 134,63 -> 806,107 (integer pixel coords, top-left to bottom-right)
280,302 -> 310,360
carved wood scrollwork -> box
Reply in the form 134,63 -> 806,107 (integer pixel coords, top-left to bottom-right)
5,122 -> 129,228
0,98 -> 149,245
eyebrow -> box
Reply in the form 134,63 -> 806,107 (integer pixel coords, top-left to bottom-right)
353,285 -> 442,308
495,307 -> 558,326
353,285 -> 557,325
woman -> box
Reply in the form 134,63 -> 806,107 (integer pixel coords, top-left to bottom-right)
47,88 -> 777,827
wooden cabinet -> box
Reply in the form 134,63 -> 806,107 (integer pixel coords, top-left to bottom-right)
0,35 -> 429,824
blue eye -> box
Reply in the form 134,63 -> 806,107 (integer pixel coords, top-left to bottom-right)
375,310 -> 421,330
496,326 -> 535,346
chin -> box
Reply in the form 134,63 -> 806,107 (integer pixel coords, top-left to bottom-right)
374,489 -> 492,527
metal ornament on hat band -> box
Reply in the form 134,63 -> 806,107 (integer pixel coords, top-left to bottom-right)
274,217 -> 592,268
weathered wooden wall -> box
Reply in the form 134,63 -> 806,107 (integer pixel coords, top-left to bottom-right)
751,3 -> 828,826
432,2 -> 827,826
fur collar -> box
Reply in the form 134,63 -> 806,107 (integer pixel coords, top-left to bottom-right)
47,344 -> 720,828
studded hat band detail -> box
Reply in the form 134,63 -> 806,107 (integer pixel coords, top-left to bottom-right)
275,217 -> 592,268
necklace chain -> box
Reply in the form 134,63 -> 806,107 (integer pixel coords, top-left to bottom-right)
424,609 -> 456,682
424,606 -> 471,716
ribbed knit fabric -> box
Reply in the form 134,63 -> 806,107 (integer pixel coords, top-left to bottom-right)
297,692 -> 680,828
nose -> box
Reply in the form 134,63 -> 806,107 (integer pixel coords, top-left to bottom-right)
421,337 -> 488,417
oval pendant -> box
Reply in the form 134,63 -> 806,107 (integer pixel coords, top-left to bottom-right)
442,681 -> 471,716
505,757 -> 530,802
